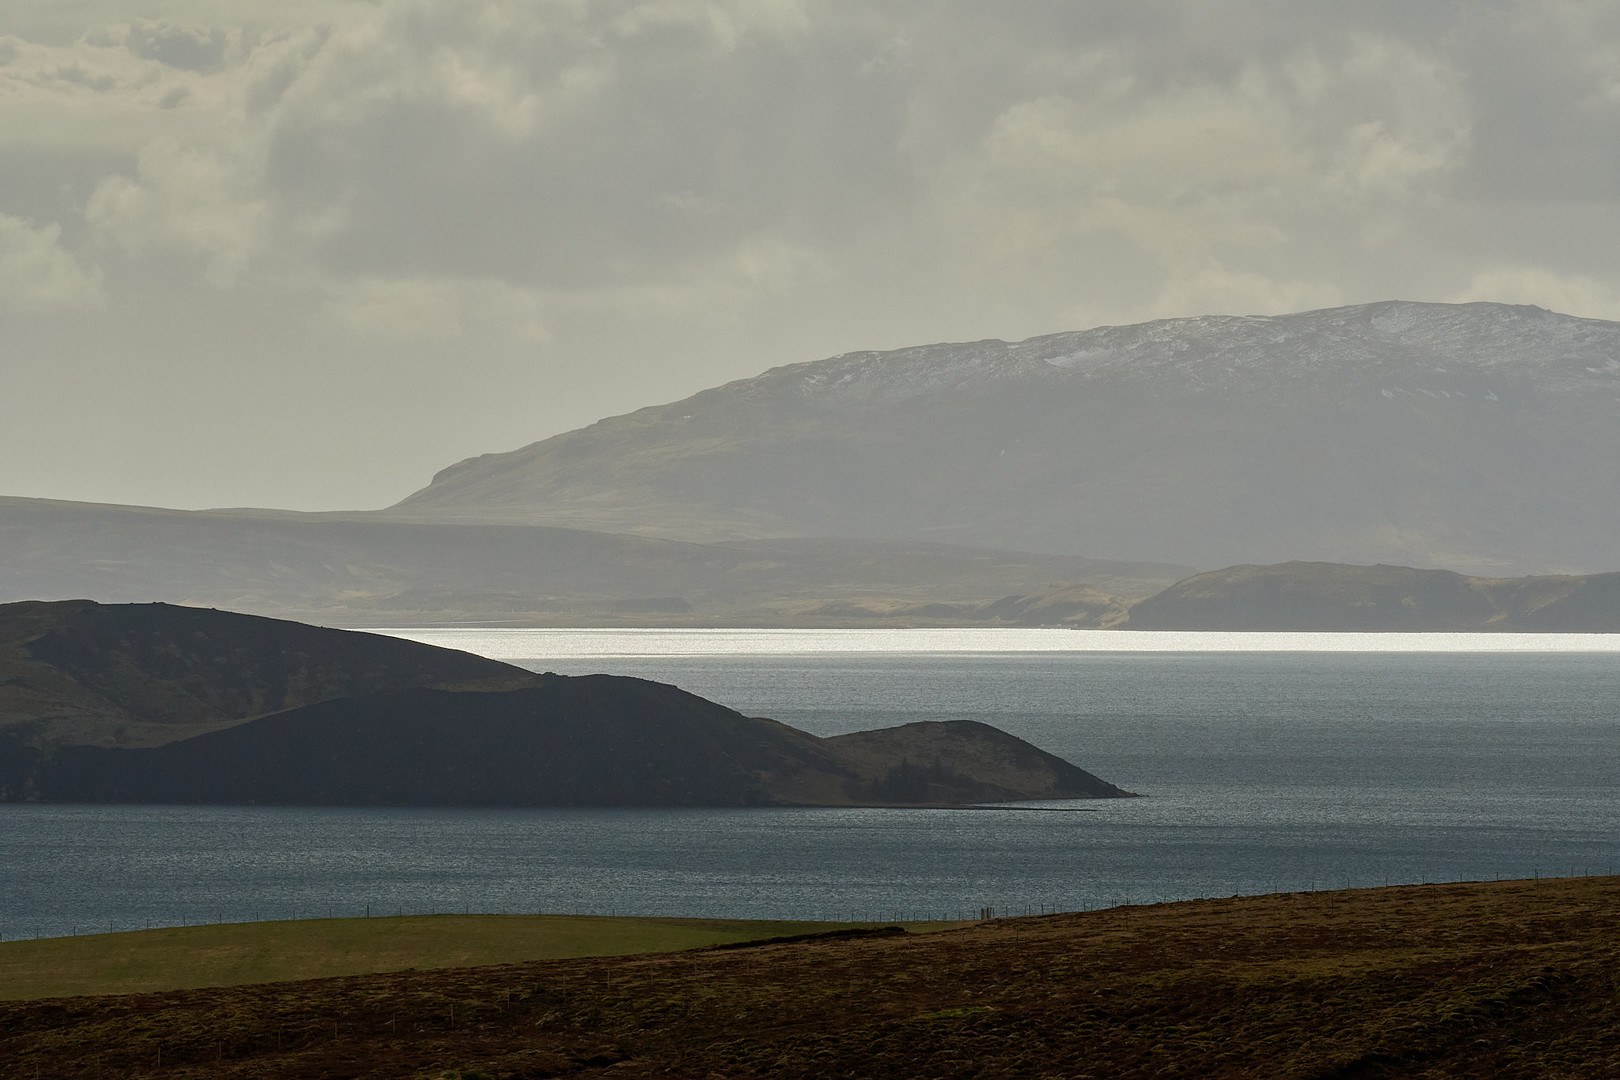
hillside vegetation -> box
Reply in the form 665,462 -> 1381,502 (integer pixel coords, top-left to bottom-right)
0,915 -> 925,1001
4,876 -> 1616,1078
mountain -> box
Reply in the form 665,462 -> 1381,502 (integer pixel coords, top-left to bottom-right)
0,601 -> 1132,805
1121,562 -> 1620,631
0,497 -> 1187,626
392,301 -> 1620,575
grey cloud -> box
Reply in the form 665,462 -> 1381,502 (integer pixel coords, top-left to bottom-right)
0,212 -> 104,310
37,0 -> 1620,304
0,147 -> 128,239
52,63 -> 117,92
1450,6 -> 1620,201
125,20 -> 228,72
240,0 -> 1504,291
261,2 -> 913,286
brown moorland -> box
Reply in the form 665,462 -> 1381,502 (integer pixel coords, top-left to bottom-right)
4,876 -> 1618,1078
0,916 -> 946,1002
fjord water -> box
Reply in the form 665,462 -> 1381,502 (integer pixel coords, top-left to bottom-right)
4,631 -> 1618,941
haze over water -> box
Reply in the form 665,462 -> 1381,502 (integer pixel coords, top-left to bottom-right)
4,630 -> 1617,941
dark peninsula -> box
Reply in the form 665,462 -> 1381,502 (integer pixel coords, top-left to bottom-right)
0,600 -> 1131,806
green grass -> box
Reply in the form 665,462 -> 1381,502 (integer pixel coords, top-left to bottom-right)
0,913 -> 949,1001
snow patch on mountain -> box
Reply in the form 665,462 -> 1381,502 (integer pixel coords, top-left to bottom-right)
751,301 -> 1620,405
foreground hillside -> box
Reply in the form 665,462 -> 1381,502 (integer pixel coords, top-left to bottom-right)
1122,561 -> 1620,631
0,915 -> 915,1001
393,301 -> 1620,575
4,876 -> 1616,1078
0,601 -> 1129,806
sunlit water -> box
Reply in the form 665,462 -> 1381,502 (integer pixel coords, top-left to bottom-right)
3,630 -> 1617,940
383,626 -> 1620,657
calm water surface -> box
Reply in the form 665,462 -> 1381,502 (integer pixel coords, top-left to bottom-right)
3,631 -> 1617,940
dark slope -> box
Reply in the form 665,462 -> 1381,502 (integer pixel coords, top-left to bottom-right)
0,600 -> 534,749
7,877 -> 1619,1078
392,301 -> 1620,574
0,601 -> 1132,806
0,497 -> 1188,625
1123,561 -> 1620,631
11,676 -> 1133,807
26,677 -> 830,807
824,720 -> 1121,804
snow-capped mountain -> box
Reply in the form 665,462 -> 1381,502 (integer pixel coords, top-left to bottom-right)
392,301 -> 1620,574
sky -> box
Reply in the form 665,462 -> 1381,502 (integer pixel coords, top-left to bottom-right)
4,0 -> 1620,512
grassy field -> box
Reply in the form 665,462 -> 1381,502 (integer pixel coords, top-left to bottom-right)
0,914 -> 943,1001
3,877 -> 1618,1078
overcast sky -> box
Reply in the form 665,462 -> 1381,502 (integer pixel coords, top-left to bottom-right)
4,0 -> 1619,511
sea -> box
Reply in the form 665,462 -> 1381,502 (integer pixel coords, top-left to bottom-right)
3,629 -> 1618,941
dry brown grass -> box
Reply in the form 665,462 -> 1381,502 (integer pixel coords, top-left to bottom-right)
3,876 -> 1618,1079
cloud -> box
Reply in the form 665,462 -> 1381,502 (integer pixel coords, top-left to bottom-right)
16,0 -> 1604,318
124,20 -> 229,72
1451,266 -> 1620,322
322,275 -> 549,341
0,24 -> 239,153
85,138 -> 270,285
82,1 -> 1473,316
882,27 -> 1469,332
0,213 -> 103,310
245,0 -> 909,287
1152,260 -> 1344,321
1450,0 -> 1620,201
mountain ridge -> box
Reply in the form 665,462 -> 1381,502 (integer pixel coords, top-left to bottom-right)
391,300 -> 1620,574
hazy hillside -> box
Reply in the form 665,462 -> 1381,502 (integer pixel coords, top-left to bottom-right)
1122,562 -> 1620,631
0,497 -> 1187,626
393,301 -> 1620,575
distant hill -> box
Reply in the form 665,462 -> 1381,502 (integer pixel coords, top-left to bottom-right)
0,601 -> 1132,805
391,301 -> 1620,575
1121,562 -> 1620,631
0,498 -> 1188,627
18,679 -> 1128,807
0,599 -> 533,750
